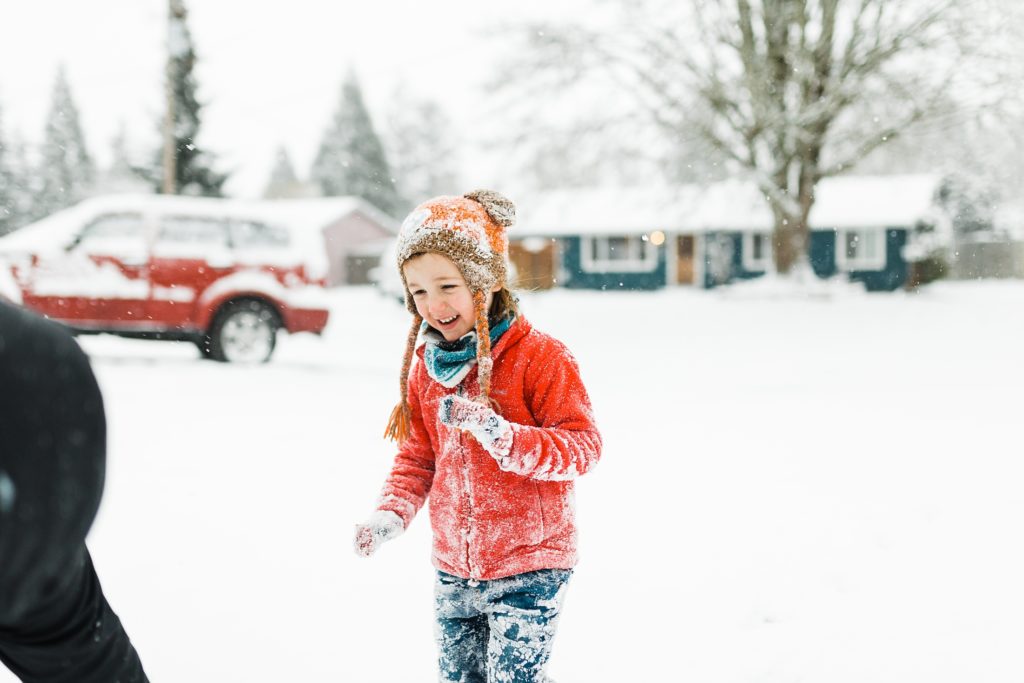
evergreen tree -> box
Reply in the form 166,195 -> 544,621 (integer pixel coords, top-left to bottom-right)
0,106 -> 21,235
34,66 -> 95,220
110,124 -> 135,180
937,172 -> 999,239
95,123 -> 151,195
7,135 -> 35,229
153,0 -> 227,196
311,72 -> 402,216
263,145 -> 301,198
385,91 -> 460,205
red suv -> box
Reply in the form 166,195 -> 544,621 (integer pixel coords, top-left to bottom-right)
0,195 -> 330,362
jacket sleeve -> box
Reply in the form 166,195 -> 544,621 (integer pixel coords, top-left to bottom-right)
499,340 -> 602,482
377,362 -> 436,528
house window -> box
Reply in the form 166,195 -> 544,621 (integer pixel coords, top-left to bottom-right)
580,235 -> 658,273
742,232 -> 771,271
836,228 -> 886,270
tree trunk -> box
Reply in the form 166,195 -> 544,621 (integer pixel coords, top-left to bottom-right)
771,208 -> 805,274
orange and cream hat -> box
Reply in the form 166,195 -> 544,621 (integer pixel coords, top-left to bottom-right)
395,189 -> 514,310
385,189 -> 516,443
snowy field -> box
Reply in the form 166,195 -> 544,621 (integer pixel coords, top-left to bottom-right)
4,280 -> 1023,683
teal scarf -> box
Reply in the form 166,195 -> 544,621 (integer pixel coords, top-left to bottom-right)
422,316 -> 514,388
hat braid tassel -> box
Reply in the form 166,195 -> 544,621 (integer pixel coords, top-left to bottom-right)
473,290 -> 494,407
384,314 -> 422,443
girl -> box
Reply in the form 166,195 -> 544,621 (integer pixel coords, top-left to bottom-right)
354,190 -> 602,683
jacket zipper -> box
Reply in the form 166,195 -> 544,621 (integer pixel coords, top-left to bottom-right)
456,384 -> 479,580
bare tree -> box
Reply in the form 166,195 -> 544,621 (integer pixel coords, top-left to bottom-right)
383,90 -> 461,206
502,0 -> 978,273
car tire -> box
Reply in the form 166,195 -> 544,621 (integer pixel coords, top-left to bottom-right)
207,299 -> 280,363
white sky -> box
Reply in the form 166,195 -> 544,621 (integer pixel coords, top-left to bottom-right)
0,1 -> 588,198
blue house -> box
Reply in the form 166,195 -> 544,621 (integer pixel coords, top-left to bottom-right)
511,175 -> 941,292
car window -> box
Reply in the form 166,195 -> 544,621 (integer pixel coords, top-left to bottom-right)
73,213 -> 146,251
158,216 -> 231,247
230,220 -> 289,249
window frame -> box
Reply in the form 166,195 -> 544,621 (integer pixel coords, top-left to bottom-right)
228,219 -> 289,249
69,212 -> 147,251
835,227 -> 887,271
580,234 -> 658,273
155,215 -> 233,250
742,232 -> 772,272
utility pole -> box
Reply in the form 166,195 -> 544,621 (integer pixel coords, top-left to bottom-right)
162,0 -> 186,194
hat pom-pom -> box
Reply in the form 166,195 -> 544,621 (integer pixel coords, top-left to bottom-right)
464,189 -> 515,228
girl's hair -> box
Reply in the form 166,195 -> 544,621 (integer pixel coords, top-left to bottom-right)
489,287 -> 519,321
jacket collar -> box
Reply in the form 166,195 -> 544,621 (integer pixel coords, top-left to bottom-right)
490,314 -> 530,359
416,315 -> 531,363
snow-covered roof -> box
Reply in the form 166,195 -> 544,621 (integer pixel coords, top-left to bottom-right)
809,174 -> 939,230
0,193 -> 399,255
513,174 -> 940,237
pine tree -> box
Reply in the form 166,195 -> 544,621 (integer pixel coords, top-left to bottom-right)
263,146 -> 302,198
311,72 -> 402,216
937,172 -> 999,238
385,91 -> 460,206
34,66 -> 95,220
0,106 -> 21,235
7,135 -> 34,229
94,123 -> 150,195
154,0 -> 227,196
110,124 -> 135,180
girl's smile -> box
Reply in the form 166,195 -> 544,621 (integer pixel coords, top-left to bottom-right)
403,252 -> 499,341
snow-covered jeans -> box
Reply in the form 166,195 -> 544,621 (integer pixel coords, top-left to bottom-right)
434,568 -> 572,683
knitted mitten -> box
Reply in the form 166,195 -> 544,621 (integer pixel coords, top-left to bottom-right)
354,510 -> 405,557
438,394 -> 513,459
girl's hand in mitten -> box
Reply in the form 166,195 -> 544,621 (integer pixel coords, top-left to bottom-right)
438,394 -> 513,459
354,510 -> 404,557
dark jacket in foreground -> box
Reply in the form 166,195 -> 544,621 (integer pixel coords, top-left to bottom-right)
0,301 -> 147,682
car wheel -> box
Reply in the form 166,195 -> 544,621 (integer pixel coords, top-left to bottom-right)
208,299 -> 280,363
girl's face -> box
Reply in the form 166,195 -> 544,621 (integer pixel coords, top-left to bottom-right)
403,253 -> 498,342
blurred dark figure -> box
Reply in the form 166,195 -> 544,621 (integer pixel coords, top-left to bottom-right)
0,301 -> 147,682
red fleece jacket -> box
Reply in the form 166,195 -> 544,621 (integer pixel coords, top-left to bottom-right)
377,316 -> 601,581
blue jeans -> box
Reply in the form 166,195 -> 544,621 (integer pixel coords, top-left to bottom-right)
434,568 -> 572,683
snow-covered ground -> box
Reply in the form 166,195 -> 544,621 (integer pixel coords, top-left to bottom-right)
4,281 -> 1023,682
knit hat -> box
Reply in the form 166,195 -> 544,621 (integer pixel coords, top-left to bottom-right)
384,189 -> 516,443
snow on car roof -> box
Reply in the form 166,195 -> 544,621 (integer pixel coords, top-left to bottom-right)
0,193 -> 399,260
